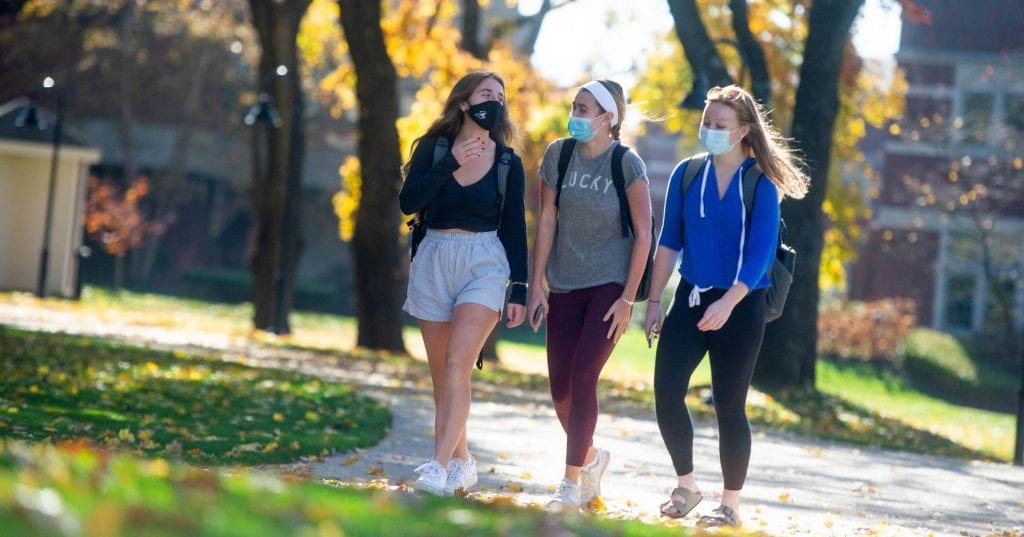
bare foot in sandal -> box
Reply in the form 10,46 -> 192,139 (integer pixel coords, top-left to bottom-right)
659,486 -> 703,518
697,505 -> 741,528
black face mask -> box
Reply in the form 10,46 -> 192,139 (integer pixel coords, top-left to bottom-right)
465,100 -> 504,131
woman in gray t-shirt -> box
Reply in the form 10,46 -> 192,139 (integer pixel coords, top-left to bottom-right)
527,79 -> 653,508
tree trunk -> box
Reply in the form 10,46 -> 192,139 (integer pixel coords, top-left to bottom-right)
338,0 -> 406,352
460,0 -> 487,60
727,0 -> 771,106
479,324 -> 500,363
0,0 -> 29,29
117,3 -> 138,188
247,0 -> 310,333
665,0 -> 733,87
754,0 -> 865,391
137,48 -> 213,283
513,0 -> 553,57
113,254 -> 125,290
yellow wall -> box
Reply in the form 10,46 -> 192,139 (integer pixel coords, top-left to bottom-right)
0,140 -> 100,297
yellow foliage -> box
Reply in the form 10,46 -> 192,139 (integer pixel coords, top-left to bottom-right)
303,0 -> 565,243
331,156 -> 361,242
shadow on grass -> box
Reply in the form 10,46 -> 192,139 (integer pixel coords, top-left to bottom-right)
324,336 -> 996,462
0,325 -> 389,466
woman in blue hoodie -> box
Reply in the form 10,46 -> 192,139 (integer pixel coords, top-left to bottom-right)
644,85 -> 809,527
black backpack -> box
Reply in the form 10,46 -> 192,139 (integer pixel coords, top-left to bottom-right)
554,138 -> 656,302
678,153 -> 795,322
406,136 -> 513,259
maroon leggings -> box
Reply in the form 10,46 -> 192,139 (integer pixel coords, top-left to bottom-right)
546,282 -> 623,466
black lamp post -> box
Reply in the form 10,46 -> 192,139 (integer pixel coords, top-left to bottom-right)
679,38 -> 748,111
1015,324 -> 1024,466
244,66 -> 290,335
16,77 -> 64,298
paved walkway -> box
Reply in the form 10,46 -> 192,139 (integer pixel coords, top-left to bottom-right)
2,302 -> 1023,536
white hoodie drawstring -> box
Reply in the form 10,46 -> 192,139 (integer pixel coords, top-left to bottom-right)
689,160 -> 748,308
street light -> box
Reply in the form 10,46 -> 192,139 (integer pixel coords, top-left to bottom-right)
16,76 -> 65,298
244,65 -> 290,335
679,38 -> 748,110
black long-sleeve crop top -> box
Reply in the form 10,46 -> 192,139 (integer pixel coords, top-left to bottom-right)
399,135 -> 528,305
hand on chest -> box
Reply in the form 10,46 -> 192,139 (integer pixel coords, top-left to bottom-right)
453,146 -> 496,187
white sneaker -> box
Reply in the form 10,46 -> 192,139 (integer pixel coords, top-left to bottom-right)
445,457 -> 478,496
580,448 -> 611,502
413,460 -> 447,496
547,479 -> 581,510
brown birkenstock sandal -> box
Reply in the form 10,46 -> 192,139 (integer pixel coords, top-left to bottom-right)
659,486 -> 703,518
697,504 -> 741,528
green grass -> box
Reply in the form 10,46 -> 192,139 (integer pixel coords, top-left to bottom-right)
0,440 -> 747,537
0,326 -> 390,465
816,359 -> 1015,461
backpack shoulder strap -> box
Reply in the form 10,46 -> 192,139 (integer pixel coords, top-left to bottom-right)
495,146 -> 513,228
433,136 -> 450,164
610,143 -> 632,238
741,162 -> 786,248
678,153 -> 709,241
416,136 -> 453,223
681,152 -> 708,196
741,162 -> 763,218
554,138 -> 576,209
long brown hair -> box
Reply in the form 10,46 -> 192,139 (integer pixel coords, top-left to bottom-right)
402,71 -> 518,176
587,79 -> 627,141
705,85 -> 809,200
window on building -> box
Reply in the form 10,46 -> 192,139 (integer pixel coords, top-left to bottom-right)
1007,94 -> 1024,138
962,92 -> 993,145
943,273 -> 976,331
986,278 -> 1017,325
905,95 -> 951,143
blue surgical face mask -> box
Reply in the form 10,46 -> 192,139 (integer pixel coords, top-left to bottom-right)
699,125 -> 741,155
567,115 -> 597,142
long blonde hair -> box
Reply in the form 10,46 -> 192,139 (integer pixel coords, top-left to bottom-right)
705,85 -> 809,200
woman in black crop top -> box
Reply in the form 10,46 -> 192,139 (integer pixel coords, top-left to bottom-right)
398,71 -> 527,497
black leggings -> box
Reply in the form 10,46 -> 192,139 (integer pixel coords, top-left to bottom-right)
654,281 -> 767,490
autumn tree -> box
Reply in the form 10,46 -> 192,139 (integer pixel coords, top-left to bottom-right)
84,177 -> 166,289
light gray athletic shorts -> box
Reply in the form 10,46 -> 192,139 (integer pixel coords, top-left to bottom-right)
403,229 -> 510,322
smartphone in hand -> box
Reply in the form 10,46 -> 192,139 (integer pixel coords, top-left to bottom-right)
532,307 -> 546,330
646,324 -> 659,349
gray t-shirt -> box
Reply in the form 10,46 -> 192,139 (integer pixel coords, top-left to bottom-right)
539,138 -> 648,292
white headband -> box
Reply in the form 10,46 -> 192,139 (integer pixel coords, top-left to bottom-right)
580,81 -> 622,127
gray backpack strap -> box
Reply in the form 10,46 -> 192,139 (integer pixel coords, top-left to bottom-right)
554,137 -> 576,209
495,146 -> 512,228
413,136 -> 452,226
681,152 -> 708,196
678,153 -> 708,240
433,136 -> 450,163
741,162 -> 763,217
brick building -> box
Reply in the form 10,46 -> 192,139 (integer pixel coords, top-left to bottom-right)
848,0 -> 1024,335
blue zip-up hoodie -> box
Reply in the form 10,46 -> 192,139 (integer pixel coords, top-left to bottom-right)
658,156 -> 779,294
